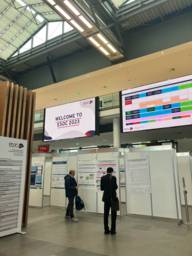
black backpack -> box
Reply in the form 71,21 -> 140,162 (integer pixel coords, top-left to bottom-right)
75,195 -> 85,211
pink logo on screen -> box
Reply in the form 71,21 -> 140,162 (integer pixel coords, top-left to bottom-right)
85,131 -> 95,137
81,99 -> 93,106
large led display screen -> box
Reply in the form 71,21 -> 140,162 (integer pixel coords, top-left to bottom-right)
121,75 -> 192,132
44,98 -> 98,141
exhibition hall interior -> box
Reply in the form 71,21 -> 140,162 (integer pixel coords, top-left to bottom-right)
0,0 -> 192,255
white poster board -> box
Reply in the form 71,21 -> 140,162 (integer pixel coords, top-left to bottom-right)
51,157 -> 68,188
78,153 -> 97,212
177,153 -> 192,206
96,151 -> 120,214
50,156 -> 68,207
29,155 -> 45,207
125,152 -> 152,216
0,137 -> 27,237
125,149 -> 181,220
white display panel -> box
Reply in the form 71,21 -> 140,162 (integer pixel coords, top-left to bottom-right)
96,152 -> 120,214
0,137 -> 27,238
44,98 -> 97,141
50,188 -> 67,207
177,153 -> 192,206
51,157 -> 68,188
125,153 -> 152,216
78,153 -> 97,186
149,150 -> 181,219
125,149 -> 182,220
121,75 -> 192,132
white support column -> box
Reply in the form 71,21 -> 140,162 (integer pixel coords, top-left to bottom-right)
113,117 -> 120,148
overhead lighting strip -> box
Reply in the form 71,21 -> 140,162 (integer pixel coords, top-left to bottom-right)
45,0 -> 123,60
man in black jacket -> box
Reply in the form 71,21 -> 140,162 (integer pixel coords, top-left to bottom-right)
100,167 -> 118,235
64,170 -> 78,221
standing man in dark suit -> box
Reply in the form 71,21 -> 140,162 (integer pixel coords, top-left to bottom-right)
100,167 -> 118,235
64,170 -> 78,222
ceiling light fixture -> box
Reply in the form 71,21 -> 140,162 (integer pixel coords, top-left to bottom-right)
79,15 -> 93,29
64,0 -> 80,16
97,33 -> 108,44
88,37 -> 100,48
106,43 -> 117,53
98,46 -> 109,56
55,5 -> 71,20
47,0 -> 55,5
70,20 -> 84,32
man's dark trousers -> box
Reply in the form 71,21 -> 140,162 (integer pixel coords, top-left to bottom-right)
104,201 -> 117,233
66,196 -> 75,218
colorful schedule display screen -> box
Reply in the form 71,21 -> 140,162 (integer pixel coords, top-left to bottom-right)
44,98 -> 97,141
121,75 -> 192,132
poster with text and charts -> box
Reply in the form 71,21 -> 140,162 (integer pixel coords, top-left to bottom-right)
121,74 -> 192,132
44,98 -> 97,141
30,165 -> 43,187
0,137 -> 27,238
78,159 -> 97,186
96,160 -> 119,188
51,158 -> 68,188
125,155 -> 151,193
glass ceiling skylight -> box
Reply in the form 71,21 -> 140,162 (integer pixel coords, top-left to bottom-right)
0,0 -> 61,60
11,21 -> 73,57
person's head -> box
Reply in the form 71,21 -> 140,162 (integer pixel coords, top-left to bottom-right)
69,170 -> 75,177
107,167 -> 114,174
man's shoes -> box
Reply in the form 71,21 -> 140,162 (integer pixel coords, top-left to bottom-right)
111,231 -> 116,235
104,230 -> 110,235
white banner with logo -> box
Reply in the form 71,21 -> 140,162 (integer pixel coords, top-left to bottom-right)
0,137 -> 27,237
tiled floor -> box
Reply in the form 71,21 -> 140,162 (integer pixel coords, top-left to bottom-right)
0,207 -> 192,256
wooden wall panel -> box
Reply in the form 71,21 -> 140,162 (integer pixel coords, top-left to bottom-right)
0,82 -> 10,136
23,91 -> 36,227
11,84 -> 19,138
5,83 -> 14,137
0,81 -> 36,228
16,87 -> 24,139
20,88 -> 27,139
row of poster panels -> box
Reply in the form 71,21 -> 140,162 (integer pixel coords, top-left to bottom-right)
30,147 -> 184,220
49,151 -> 125,213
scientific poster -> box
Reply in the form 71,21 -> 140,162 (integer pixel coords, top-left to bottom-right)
96,160 -> 118,187
51,158 -> 68,188
126,156 -> 151,193
78,159 -> 97,186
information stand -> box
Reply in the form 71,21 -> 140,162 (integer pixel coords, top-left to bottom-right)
0,137 -> 27,238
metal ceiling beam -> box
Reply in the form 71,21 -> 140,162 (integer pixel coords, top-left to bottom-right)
4,30 -> 81,68
47,56 -> 57,83
117,0 -> 173,21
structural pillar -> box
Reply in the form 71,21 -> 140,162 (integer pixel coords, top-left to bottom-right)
113,117 -> 120,148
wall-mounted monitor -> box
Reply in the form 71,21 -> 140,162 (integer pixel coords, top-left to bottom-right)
121,75 -> 192,133
44,97 -> 98,141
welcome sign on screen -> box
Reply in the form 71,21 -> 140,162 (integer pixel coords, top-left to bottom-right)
44,98 -> 96,141
121,75 -> 192,132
